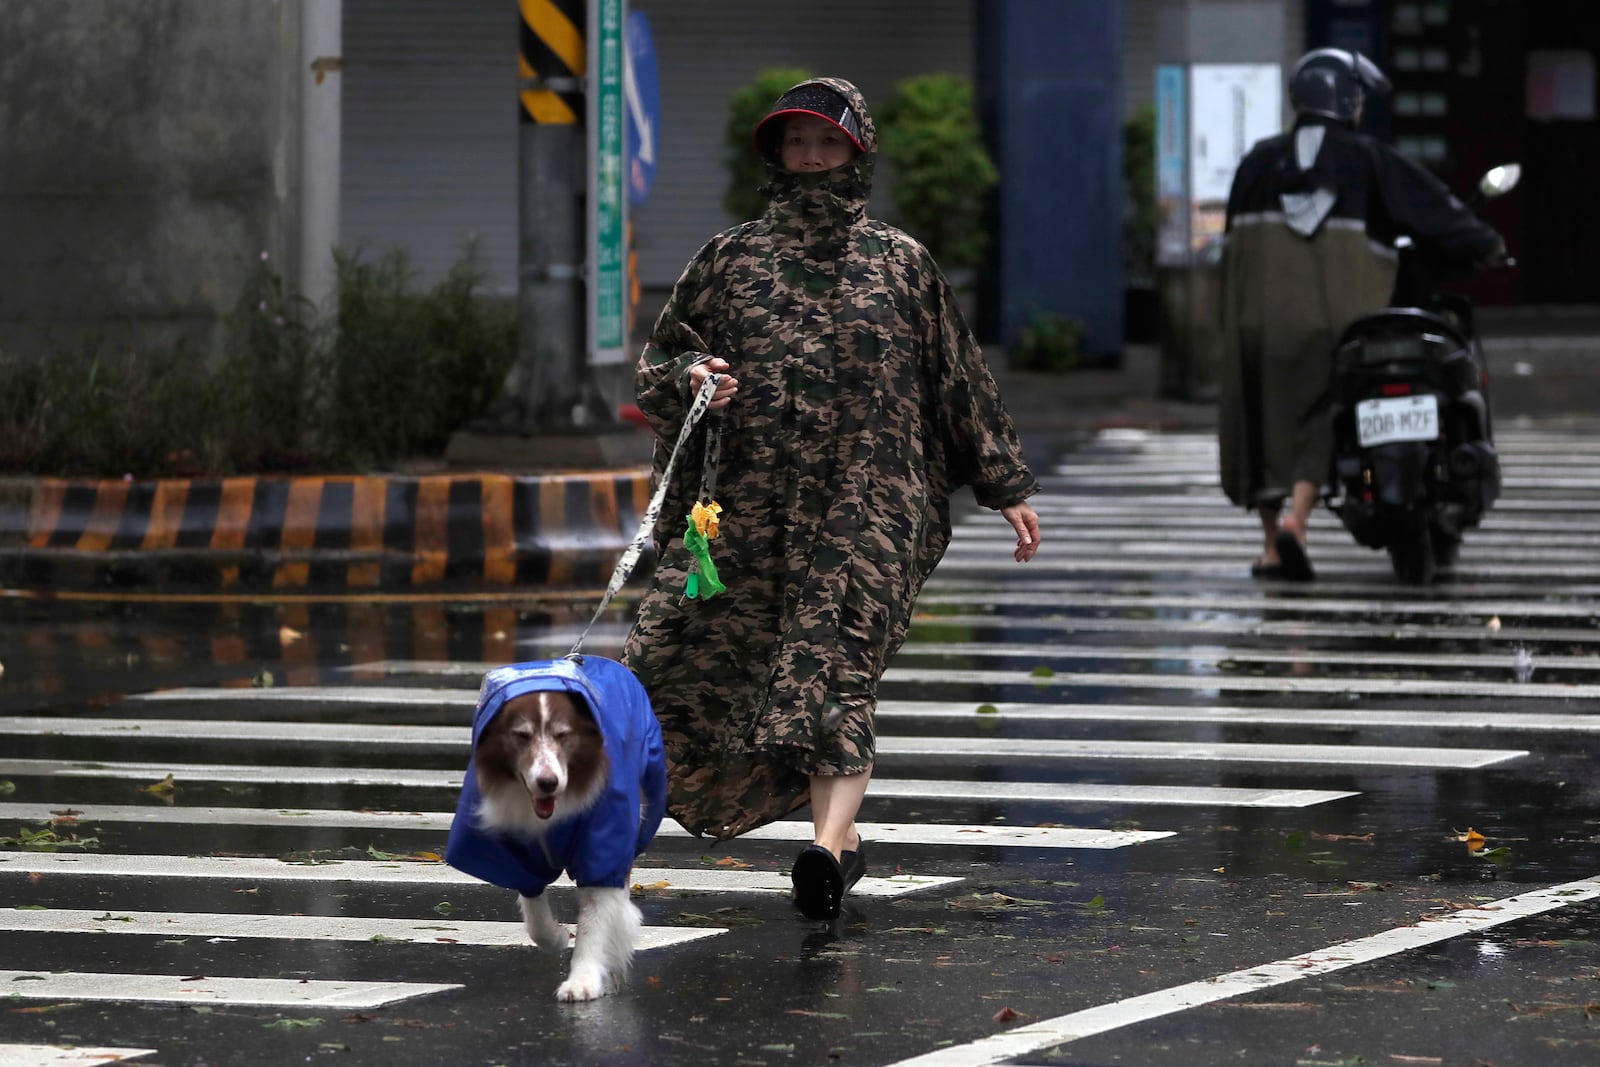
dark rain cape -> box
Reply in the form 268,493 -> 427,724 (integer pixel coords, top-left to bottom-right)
444,657 -> 667,897
1218,115 -> 1501,507
621,78 -> 1038,840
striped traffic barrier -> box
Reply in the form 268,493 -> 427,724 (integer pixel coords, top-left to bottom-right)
0,471 -> 651,592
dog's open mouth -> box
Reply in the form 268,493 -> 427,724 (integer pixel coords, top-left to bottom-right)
533,795 -> 557,819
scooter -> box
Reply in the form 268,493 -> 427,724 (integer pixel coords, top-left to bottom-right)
1323,163 -> 1520,584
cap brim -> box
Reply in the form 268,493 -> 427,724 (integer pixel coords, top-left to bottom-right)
753,109 -> 866,157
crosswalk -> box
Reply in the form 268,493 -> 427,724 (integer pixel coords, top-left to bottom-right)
5,427 -> 1600,1062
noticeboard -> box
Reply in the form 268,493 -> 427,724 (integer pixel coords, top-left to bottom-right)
1155,62 -> 1282,266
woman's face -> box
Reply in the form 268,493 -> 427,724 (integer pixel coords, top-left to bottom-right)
779,113 -> 856,173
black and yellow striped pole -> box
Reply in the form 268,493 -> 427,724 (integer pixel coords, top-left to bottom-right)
518,0 -> 584,125
501,1 -> 592,434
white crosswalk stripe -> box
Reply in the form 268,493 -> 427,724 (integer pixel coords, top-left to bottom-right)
7,425 -> 1599,1048
0,972 -> 459,1009
0,1044 -> 158,1066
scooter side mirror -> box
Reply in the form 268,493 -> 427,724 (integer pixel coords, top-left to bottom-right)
1478,163 -> 1521,200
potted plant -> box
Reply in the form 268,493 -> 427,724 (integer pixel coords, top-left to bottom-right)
876,73 -> 999,279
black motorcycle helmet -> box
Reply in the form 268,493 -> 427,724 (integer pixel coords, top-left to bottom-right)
1289,48 -> 1392,124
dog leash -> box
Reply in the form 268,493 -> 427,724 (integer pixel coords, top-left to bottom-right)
568,372 -> 722,660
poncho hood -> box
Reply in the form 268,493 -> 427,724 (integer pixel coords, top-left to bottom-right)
759,77 -> 876,238
445,656 -> 667,896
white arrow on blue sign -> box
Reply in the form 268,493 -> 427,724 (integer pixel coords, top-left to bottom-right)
624,10 -> 660,206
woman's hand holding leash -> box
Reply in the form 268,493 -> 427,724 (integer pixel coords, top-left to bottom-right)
690,357 -> 739,411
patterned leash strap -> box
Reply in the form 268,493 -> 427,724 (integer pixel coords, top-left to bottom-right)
569,373 -> 721,659
698,413 -> 723,505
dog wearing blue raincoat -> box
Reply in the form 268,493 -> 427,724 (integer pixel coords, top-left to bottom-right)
446,656 -> 666,1001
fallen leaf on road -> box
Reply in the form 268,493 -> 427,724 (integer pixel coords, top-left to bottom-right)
992,1007 -> 1019,1023
714,856 -> 752,868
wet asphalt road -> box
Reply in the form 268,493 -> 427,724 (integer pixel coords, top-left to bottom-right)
4,422 -> 1600,1067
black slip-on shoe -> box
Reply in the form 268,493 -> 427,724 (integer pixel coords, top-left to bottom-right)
840,840 -> 868,892
1250,560 -> 1284,579
791,844 -> 844,921
1274,530 -> 1315,582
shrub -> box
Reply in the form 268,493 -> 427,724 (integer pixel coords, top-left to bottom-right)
1012,311 -> 1083,373
723,67 -> 813,224
324,247 -> 516,466
0,246 -> 516,477
0,341 -> 226,477
877,73 -> 999,273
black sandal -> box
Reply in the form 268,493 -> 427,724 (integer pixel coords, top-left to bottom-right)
791,844 -> 845,921
1274,530 -> 1315,582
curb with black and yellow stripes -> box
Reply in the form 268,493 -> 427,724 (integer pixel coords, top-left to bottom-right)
0,470 -> 652,594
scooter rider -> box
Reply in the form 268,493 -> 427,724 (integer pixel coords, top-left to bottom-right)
1218,48 -> 1504,581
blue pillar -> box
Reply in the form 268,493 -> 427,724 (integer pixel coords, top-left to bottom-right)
979,0 -> 1123,357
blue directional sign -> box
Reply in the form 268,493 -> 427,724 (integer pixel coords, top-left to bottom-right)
624,11 -> 660,206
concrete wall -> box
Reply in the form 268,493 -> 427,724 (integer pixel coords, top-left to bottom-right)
0,0 -> 299,360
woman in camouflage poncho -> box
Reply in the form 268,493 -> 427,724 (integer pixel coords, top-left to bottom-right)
621,78 -> 1040,920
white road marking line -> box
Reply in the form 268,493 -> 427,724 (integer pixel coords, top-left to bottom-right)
949,527 -> 1600,550
875,700 -> 1600,734
1,853 -> 959,899
0,807 -> 1171,849
0,1044 -> 157,1066
0,908 -> 722,950
0,723 -> 1497,785
884,874 -> 1600,1067
867,781 -> 1355,808
906,612 -> 1600,645
875,737 -> 1523,769
0,971 -> 457,1010
1023,493 -> 1600,514
881,666 -> 1600,700
930,558 -> 1600,579
912,591 -> 1598,620
127,686 -> 475,708
895,642 -> 1600,672
1,714 -> 468,744
0,720 -> 1523,768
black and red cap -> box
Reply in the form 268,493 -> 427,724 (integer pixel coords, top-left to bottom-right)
753,83 -> 865,160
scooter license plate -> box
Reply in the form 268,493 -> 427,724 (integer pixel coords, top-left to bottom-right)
1356,394 -> 1439,447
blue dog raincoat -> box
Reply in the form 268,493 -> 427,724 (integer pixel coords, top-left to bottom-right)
445,657 -> 667,897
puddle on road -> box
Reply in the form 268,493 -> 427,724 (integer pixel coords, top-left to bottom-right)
1,597 -> 634,711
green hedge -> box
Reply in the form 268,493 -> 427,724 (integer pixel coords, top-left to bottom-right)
0,247 -> 516,477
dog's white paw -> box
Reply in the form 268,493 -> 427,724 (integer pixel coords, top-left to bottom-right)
554,963 -> 614,1002
519,895 -> 568,953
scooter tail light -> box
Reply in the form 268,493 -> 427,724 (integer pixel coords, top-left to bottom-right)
1380,383 -> 1413,397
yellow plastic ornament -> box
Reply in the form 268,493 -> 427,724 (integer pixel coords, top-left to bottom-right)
692,500 -> 722,539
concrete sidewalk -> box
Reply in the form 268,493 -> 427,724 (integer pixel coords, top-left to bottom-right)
1,326 -> 1589,596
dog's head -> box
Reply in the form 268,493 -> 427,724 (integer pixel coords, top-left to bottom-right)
474,690 -> 609,831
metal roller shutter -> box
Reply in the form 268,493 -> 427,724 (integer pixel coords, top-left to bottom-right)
341,0 -> 518,293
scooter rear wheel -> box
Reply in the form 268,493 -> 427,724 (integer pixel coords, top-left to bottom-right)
1388,521 -> 1436,585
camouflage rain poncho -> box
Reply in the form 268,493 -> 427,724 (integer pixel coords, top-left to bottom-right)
621,78 -> 1037,840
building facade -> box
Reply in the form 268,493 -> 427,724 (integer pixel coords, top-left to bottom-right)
3,1 -> 1593,363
